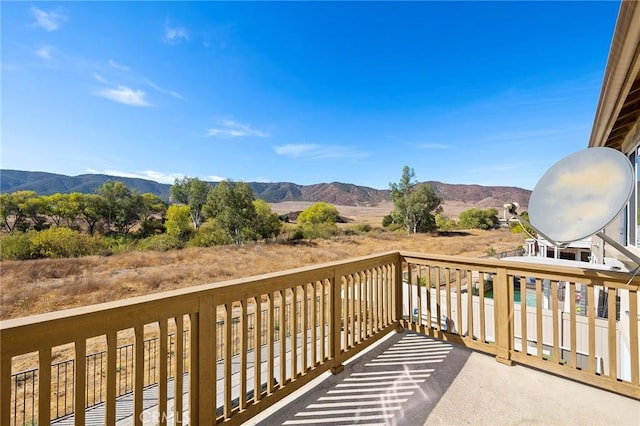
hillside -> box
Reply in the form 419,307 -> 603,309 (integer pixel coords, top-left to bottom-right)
0,169 -> 530,208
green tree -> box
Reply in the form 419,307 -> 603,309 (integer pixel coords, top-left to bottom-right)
297,202 -> 340,225
136,193 -> 166,237
23,194 -> 49,231
253,199 -> 282,240
60,193 -> 83,228
77,193 -> 102,235
458,208 -> 500,230
406,184 -> 442,233
96,181 -> 130,234
95,181 -> 145,235
0,191 -> 37,232
165,204 -> 193,240
436,213 -> 457,231
389,166 -> 442,234
170,177 -> 211,230
389,166 -> 415,234
204,180 -> 257,244
297,202 -> 340,239
44,193 -> 68,227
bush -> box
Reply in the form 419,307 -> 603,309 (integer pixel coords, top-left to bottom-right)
13,227 -> 107,259
301,222 -> 339,239
382,214 -> 394,227
33,227 -> 106,258
188,221 -> 233,247
343,223 -> 372,235
136,234 -> 184,251
0,231 -> 37,260
297,202 -> 339,225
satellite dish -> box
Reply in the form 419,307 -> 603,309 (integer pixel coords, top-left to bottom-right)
528,147 -> 634,244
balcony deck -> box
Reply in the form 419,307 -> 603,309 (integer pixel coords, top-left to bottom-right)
252,331 -> 639,425
3,251 -> 639,425
53,330 -> 639,425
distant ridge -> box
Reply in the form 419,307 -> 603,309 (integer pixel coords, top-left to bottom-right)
0,170 -> 530,208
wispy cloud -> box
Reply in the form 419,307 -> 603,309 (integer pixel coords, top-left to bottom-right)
207,120 -> 269,138
30,6 -> 67,32
417,143 -> 450,150
95,62 -> 184,101
95,86 -> 151,107
274,144 -> 367,160
86,169 -> 226,184
108,60 -> 130,72
86,169 -> 183,184
164,24 -> 189,45
34,45 -> 54,60
145,79 -> 184,100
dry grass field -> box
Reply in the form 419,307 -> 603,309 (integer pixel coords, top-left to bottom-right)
1,226 -> 525,320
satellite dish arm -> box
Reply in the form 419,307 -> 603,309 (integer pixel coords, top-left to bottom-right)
595,230 -> 640,268
507,203 -> 568,248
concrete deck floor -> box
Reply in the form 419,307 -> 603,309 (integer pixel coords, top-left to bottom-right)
251,331 -> 640,426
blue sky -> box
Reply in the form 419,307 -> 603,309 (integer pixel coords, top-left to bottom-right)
1,1 -> 620,190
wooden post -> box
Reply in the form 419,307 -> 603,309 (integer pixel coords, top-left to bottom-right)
494,267 -> 513,365
395,256 -> 404,332
331,269 -> 344,374
198,295 -> 216,423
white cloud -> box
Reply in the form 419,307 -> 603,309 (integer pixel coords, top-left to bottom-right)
95,86 -> 151,107
34,45 -> 53,60
30,7 -> 67,32
86,169 -> 184,184
86,170 -> 226,184
274,144 -> 367,160
164,24 -> 189,45
207,120 -> 269,138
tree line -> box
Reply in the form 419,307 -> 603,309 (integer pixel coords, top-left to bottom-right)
0,167 -> 514,260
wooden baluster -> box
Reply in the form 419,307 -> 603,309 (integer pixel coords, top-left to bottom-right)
607,287 -> 617,379
551,281 -> 559,364
240,299 -> 248,411
106,331 -> 117,425
74,340 -> 86,425
569,282 -> 577,369
133,325 -> 144,426
254,297 -> 262,403
536,279 -> 543,359
587,285 -> 596,374
159,320 -> 168,426
629,288 -> 639,385
38,348 -> 52,425
520,277 -> 528,355
175,316 -> 184,423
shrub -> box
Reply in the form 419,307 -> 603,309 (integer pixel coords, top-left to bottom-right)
188,221 -> 233,247
0,231 -> 36,260
297,202 -> 339,225
165,205 -> 194,241
136,234 -> 184,251
301,222 -> 339,239
30,227 -> 106,259
382,214 -> 394,227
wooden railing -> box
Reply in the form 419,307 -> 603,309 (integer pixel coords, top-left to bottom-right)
1,250 -> 638,425
400,251 -> 640,399
1,252 -> 400,425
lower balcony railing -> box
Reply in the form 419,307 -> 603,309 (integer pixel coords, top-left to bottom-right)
1,251 -> 639,425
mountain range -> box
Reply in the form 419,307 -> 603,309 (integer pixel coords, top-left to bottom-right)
0,169 -> 531,208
